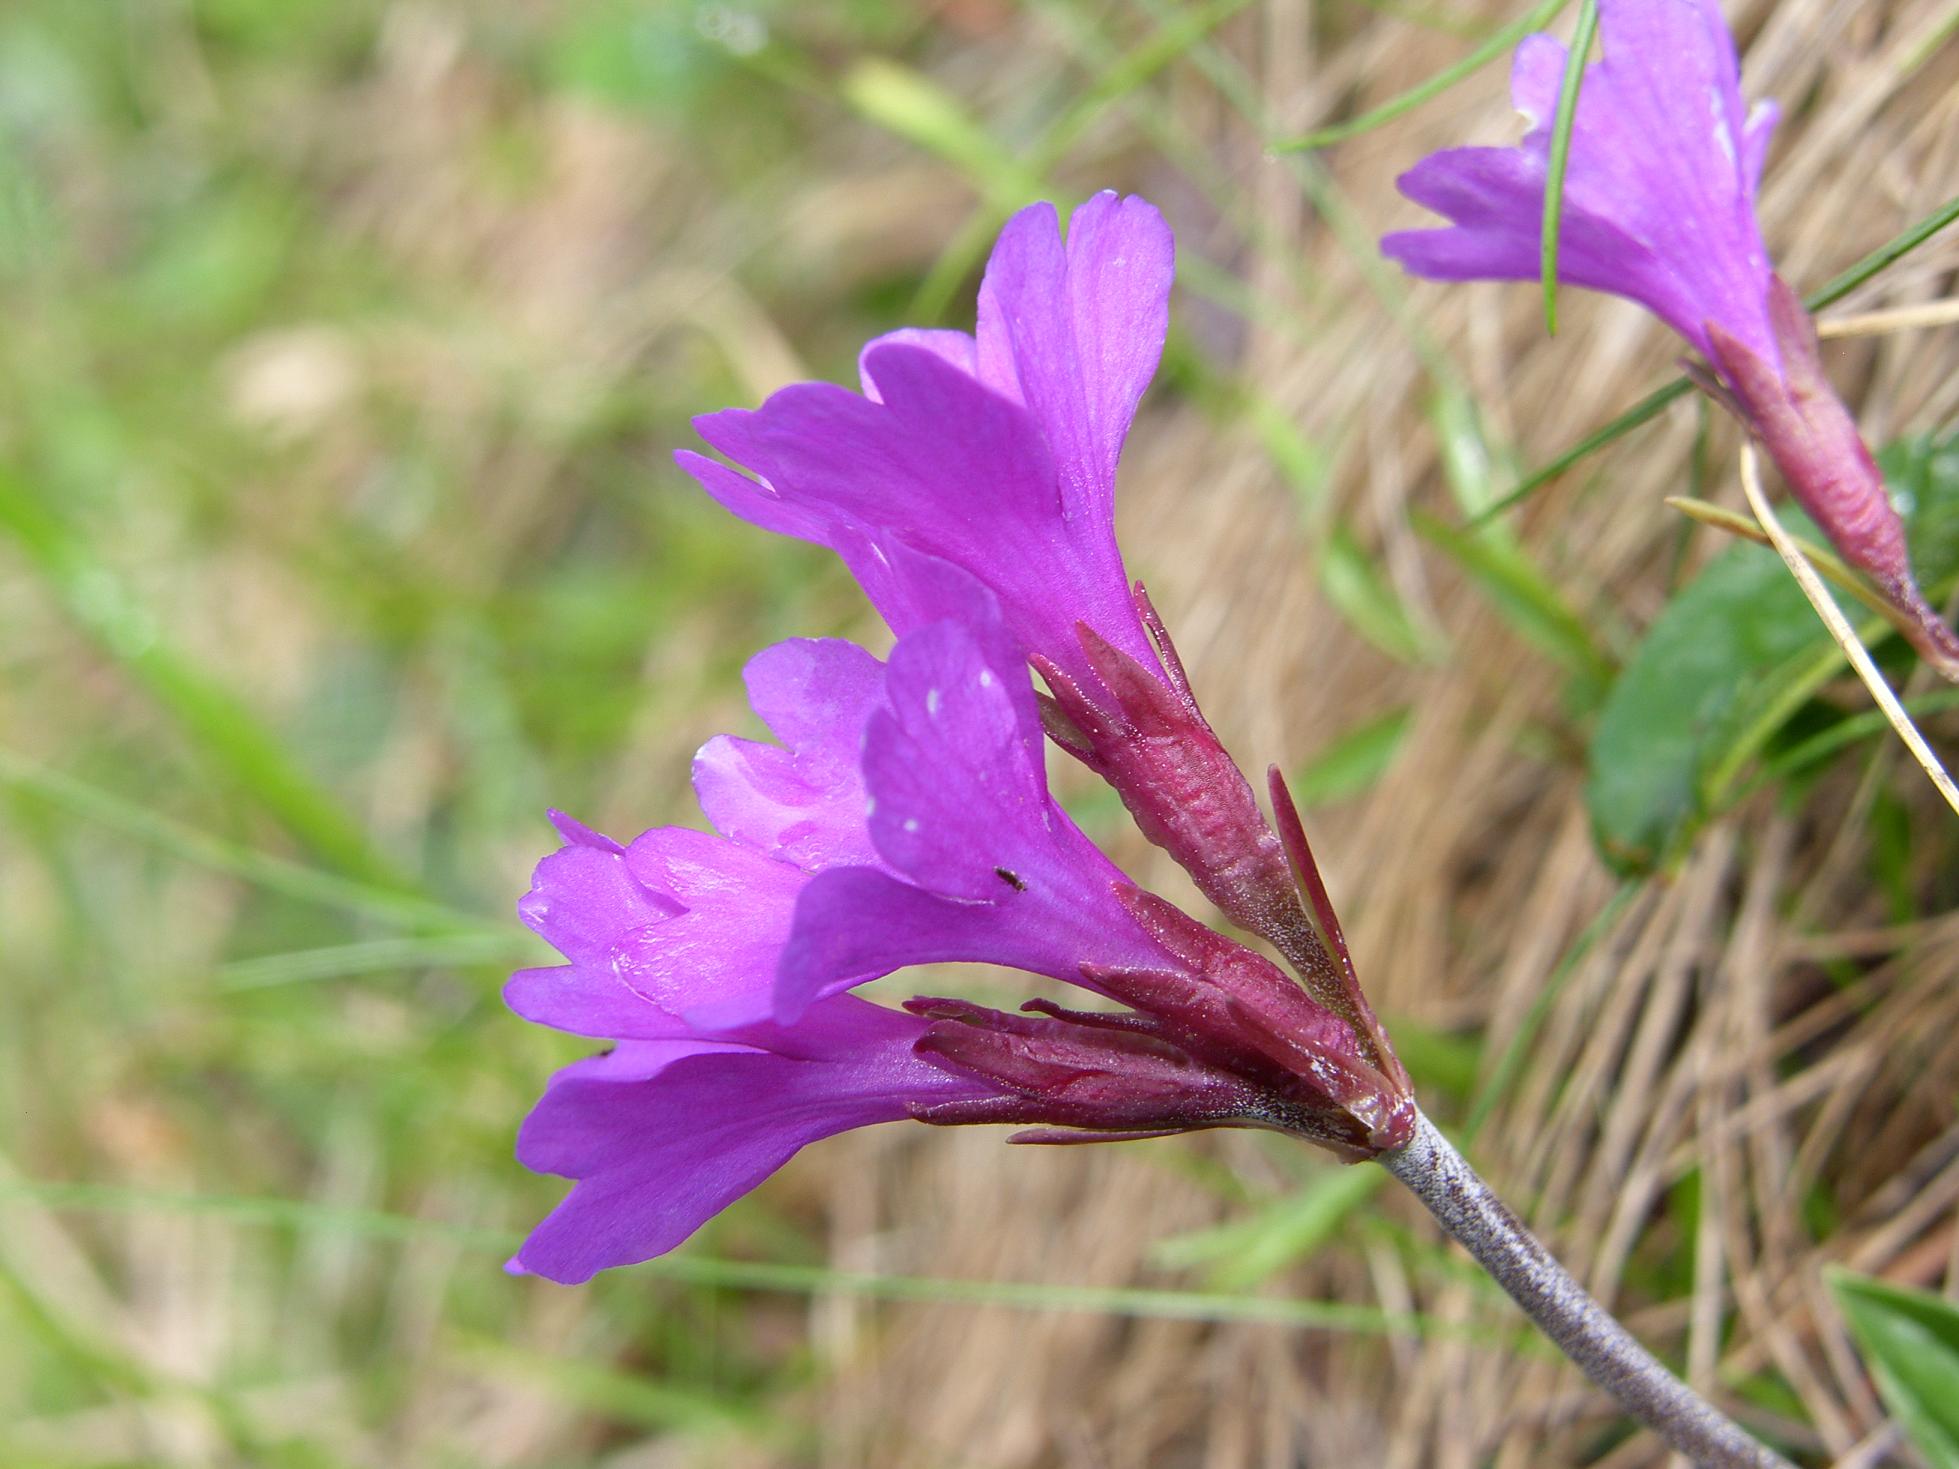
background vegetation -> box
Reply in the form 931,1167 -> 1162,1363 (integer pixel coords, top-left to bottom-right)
1,0 -> 1955,1464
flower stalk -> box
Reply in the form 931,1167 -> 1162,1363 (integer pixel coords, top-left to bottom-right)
1382,1111 -> 1793,1469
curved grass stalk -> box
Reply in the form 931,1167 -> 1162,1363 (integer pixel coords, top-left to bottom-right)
1737,445 -> 1959,818
1273,0 -> 1571,150
1539,0 -> 1600,334
1816,297 -> 1959,339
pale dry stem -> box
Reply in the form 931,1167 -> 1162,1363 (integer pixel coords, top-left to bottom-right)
1737,443 -> 1959,817
1817,296 -> 1959,339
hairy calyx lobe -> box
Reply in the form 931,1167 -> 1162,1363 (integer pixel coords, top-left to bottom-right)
921,591 -> 1413,1157
1706,278 -> 1959,677
1036,587 -> 1409,1091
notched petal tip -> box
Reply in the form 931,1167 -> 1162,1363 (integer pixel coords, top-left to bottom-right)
1509,31 -> 1570,127
546,808 -> 621,853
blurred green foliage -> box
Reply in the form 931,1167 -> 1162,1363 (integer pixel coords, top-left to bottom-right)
1829,1269 -> 1959,1468
1588,432 -> 1959,874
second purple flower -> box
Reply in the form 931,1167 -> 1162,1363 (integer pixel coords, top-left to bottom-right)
1381,0 -> 1959,678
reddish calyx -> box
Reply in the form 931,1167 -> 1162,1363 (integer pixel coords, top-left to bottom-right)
1706,276 -> 1959,680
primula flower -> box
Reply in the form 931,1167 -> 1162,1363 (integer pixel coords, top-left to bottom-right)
1380,0 -> 1959,676
677,191 -> 1173,690
511,193 -> 1417,1284
682,193 -> 1345,984
509,569 -> 1412,1282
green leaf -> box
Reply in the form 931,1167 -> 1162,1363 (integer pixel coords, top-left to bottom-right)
1539,0 -> 1598,334
1585,430 -> 1959,874
1827,1269 -> 1959,1468
1587,535 -> 1825,872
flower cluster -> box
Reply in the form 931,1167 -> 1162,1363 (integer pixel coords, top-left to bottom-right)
509,194 -> 1413,1284
1381,0 -> 1959,677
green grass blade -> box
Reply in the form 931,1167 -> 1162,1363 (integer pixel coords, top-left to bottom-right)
840,59 -> 1042,207
0,748 -> 492,933
1538,0 -> 1598,334
1031,0 -> 1258,174
1153,1167 -> 1387,1289
1291,706 -> 1414,805
1320,521 -> 1441,664
1751,691 -> 1959,789
1806,191 -> 1959,312
1274,0 -> 1569,150
1413,509 -> 1613,681
1470,379 -> 1694,527
0,1177 -> 1478,1338
1469,196 -> 1959,525
218,933 -> 543,990
455,1333 -> 774,1436
898,0 -> 1256,319
0,470 -> 407,888
1462,882 -> 1640,1140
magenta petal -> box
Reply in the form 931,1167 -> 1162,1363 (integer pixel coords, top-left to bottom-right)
756,581 -> 1163,1018
692,638 -> 884,869
518,814 -> 680,967
1508,31 -> 1566,123
551,1038 -> 757,1085
513,813 -> 819,1040
864,620 -> 1045,898
1741,100 -> 1778,191
870,544 -> 1048,755
676,196 -> 1172,686
1382,0 -> 1777,363
610,827 -> 809,1031
512,998 -> 981,1283
775,868 -> 1050,1013
691,359 -> 1058,566
505,965 -> 700,1042
673,449 -> 827,543
858,327 -> 980,401
977,191 -> 1174,525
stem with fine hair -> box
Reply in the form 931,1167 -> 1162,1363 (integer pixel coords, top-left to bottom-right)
1380,1110 -> 1794,1468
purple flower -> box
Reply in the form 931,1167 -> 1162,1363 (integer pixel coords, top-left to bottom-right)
681,193 -> 1359,957
676,191 -> 1174,690
509,567 -> 1413,1281
512,193 -> 1421,1283
509,568 -> 1166,1043
1380,0 -> 1959,675
1382,0 -> 1778,364
511,997 -> 991,1284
